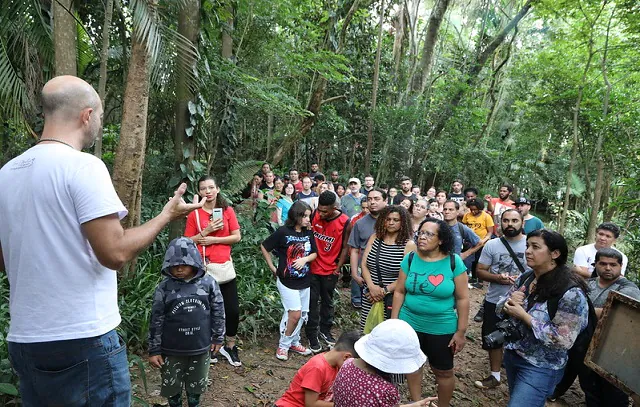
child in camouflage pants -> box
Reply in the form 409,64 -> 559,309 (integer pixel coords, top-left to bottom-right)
148,237 -> 226,407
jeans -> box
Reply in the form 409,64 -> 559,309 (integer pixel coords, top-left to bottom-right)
306,273 -> 338,339
276,278 -> 310,349
8,329 -> 130,406
504,350 -> 564,407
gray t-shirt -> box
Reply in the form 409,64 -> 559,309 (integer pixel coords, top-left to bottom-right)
586,277 -> 640,308
479,236 -> 527,304
341,193 -> 363,218
347,214 -> 376,266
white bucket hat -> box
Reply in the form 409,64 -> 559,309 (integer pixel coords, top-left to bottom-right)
354,319 -> 426,374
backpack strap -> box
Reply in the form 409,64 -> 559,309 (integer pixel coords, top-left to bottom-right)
450,253 -> 455,273
547,283 -> 596,322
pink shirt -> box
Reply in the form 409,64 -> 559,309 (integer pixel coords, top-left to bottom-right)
332,359 -> 400,407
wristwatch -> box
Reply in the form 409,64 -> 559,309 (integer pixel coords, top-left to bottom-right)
383,286 -> 389,295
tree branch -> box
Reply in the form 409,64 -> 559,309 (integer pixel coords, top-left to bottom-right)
320,95 -> 347,105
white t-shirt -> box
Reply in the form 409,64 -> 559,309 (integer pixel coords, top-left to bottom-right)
573,243 -> 627,276
0,144 -> 127,343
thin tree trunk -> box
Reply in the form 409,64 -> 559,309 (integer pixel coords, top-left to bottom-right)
559,1 -> 608,233
391,3 -> 406,82
586,7 -> 614,242
53,0 -> 77,75
426,0 -> 532,144
559,43 -> 595,234
409,0 -> 450,95
95,0 -> 114,158
365,0 -> 385,174
266,113 -> 273,159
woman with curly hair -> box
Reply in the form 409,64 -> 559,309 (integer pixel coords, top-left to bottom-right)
391,218 -> 470,407
360,206 -> 416,334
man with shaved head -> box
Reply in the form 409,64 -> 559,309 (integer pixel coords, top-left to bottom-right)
0,76 -> 204,405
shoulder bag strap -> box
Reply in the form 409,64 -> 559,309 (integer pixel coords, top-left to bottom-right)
500,237 -> 525,274
194,209 -> 206,261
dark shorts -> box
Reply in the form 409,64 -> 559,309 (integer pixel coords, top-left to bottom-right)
416,331 -> 455,371
481,300 -> 503,350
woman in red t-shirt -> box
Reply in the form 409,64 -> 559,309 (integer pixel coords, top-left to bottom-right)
185,175 -> 242,367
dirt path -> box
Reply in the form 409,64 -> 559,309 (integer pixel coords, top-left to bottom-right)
132,286 -> 586,406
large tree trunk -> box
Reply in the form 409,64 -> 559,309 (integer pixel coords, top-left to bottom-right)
365,0 -> 386,174
409,0 -> 450,96
112,36 -> 150,231
94,0 -> 114,158
586,7 -> 614,243
169,0 -> 200,239
53,0 -> 77,75
426,0 -> 532,144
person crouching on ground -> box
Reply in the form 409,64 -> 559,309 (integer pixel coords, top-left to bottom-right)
332,319 -> 437,407
261,201 -> 318,361
275,331 -> 360,407
148,237 -> 225,407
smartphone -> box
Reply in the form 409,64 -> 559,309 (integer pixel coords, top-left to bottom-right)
212,208 -> 223,221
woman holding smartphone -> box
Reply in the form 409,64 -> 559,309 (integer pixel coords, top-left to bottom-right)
185,175 -> 243,367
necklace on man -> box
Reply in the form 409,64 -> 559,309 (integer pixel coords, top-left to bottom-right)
36,138 -> 77,150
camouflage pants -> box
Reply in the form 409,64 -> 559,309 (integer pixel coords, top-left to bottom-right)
160,352 -> 210,398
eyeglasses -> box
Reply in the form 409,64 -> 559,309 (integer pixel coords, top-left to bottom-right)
417,231 -> 437,239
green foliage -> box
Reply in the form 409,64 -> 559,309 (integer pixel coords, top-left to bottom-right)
0,274 -> 19,404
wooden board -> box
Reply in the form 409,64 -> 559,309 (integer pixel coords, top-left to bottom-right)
585,290 -> 640,395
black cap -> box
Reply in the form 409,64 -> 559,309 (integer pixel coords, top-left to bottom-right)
515,197 -> 531,205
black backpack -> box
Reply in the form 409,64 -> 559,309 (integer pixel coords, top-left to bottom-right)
519,270 -> 597,361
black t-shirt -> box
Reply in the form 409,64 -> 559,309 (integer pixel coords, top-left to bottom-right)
448,192 -> 465,204
392,193 -> 416,205
262,226 -> 317,289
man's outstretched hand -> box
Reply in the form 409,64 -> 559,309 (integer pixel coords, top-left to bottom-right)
161,183 -> 205,221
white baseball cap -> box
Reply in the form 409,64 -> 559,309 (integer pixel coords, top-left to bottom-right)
354,319 -> 426,374
348,177 -> 361,188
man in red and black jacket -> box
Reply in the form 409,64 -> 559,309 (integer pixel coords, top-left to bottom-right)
306,191 -> 352,352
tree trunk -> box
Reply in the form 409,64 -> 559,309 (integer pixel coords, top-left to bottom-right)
559,0 -> 607,233
53,0 -> 77,75
112,36 -> 150,231
266,113 -> 274,159
391,2 -> 406,83
271,0 -> 362,165
94,0 -> 114,158
169,0 -> 200,240
426,0 -> 532,144
365,0 -> 385,174
586,7 -> 614,242
214,1 -> 237,177
409,0 -> 450,95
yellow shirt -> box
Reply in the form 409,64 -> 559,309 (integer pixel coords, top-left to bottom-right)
462,211 -> 494,239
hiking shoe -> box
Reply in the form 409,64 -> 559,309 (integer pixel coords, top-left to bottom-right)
474,375 -> 500,389
472,282 -> 484,289
319,331 -> 336,347
219,345 -> 242,367
308,336 -> 322,354
473,306 -> 485,322
276,347 -> 289,361
289,344 -> 312,356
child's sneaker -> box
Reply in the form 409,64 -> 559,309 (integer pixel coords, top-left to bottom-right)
289,344 -> 312,356
209,351 -> 218,364
219,345 -> 242,367
276,347 -> 289,361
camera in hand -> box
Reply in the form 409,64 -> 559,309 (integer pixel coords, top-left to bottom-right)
483,318 -> 527,348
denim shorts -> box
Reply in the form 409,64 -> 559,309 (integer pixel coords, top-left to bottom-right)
8,329 -> 130,406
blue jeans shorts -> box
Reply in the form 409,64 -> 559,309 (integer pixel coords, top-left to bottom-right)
504,349 -> 564,407
8,329 -> 130,406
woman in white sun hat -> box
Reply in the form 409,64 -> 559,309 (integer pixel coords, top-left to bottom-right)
332,319 -> 437,407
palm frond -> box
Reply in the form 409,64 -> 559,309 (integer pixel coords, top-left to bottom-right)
224,160 -> 264,195
0,37 -> 33,134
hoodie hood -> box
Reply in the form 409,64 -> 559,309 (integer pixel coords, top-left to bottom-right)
162,237 -> 206,278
